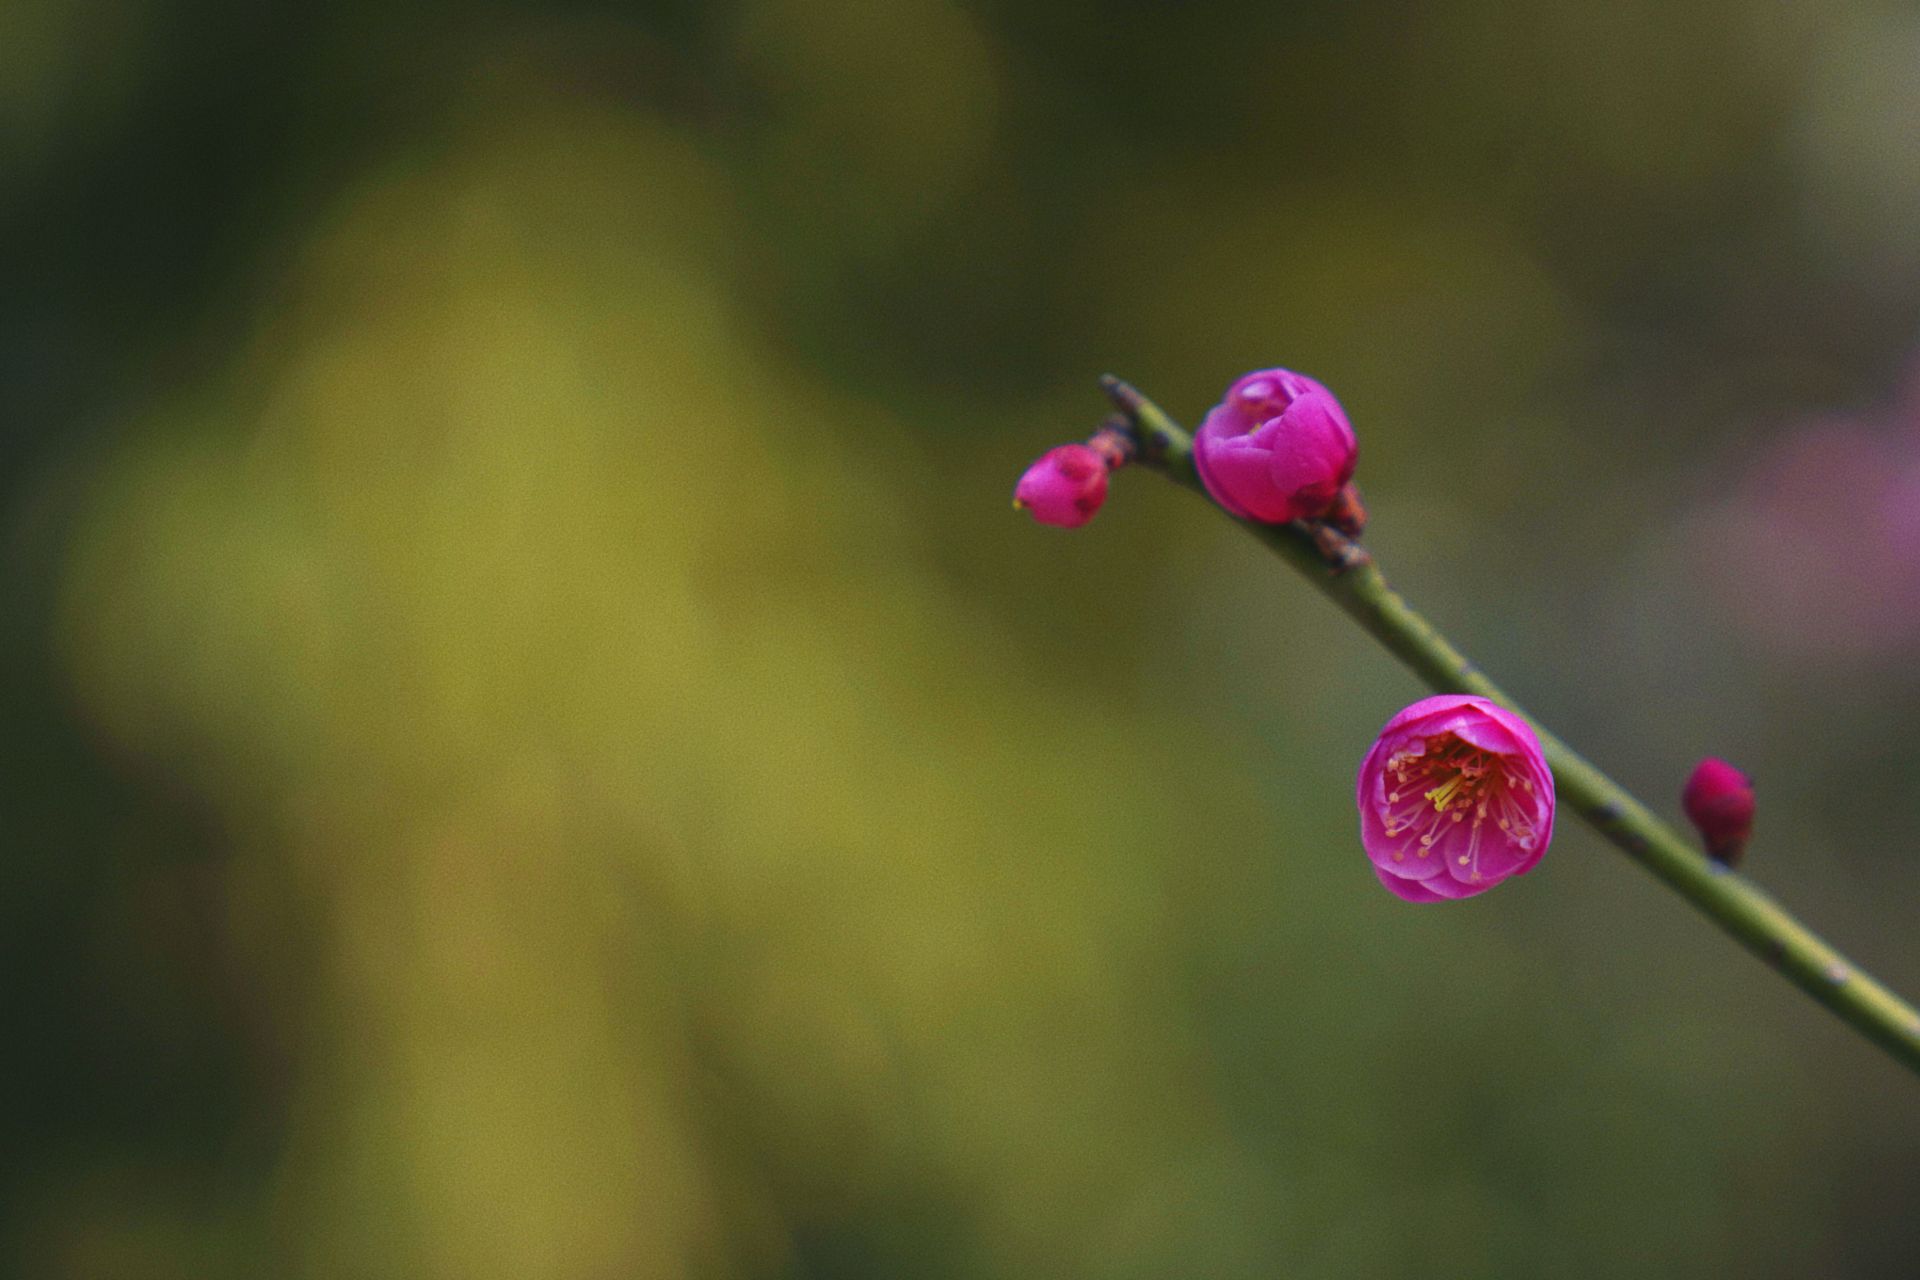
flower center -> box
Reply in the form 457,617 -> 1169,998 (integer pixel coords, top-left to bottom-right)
1379,733 -> 1537,880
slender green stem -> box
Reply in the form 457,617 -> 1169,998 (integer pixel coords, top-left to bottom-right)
1105,376 -> 1920,1077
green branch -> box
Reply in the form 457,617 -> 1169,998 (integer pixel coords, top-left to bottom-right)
1103,376 -> 1920,1077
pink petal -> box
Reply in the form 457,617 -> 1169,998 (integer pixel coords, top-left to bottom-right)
1200,432 -> 1297,521
1266,392 -> 1357,511
1373,864 -> 1464,903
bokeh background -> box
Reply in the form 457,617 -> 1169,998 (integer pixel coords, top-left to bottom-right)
6,1 -> 1920,1276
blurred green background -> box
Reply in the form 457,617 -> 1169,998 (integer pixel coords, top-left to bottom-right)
6,1 -> 1920,1276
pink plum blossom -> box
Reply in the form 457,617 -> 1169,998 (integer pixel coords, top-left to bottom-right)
1013,443 -> 1110,528
1356,694 -> 1556,902
1193,368 -> 1357,523
1682,757 -> 1755,866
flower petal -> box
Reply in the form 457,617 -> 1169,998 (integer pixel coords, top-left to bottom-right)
1373,863 -> 1466,903
1267,392 -> 1357,514
1199,432 -> 1297,521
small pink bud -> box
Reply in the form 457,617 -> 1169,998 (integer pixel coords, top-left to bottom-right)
1013,444 -> 1110,528
1193,369 -> 1358,523
1356,695 -> 1556,902
1682,758 -> 1755,866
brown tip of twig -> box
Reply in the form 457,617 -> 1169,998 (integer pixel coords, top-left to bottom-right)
1098,374 -> 1145,418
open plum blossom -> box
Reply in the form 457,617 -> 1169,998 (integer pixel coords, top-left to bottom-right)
1356,695 -> 1555,902
1193,368 -> 1357,522
1013,443 -> 1110,528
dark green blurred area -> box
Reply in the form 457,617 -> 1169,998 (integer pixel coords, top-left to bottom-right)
6,1 -> 1920,1276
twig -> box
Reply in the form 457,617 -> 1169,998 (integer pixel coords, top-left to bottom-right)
1101,375 -> 1920,1076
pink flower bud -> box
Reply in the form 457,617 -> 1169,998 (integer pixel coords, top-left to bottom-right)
1193,369 -> 1358,523
1356,695 -> 1556,902
1682,758 -> 1755,866
1013,444 -> 1110,528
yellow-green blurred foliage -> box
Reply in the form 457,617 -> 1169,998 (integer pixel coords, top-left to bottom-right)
10,3 -> 1920,1278
55,73 -> 1238,1280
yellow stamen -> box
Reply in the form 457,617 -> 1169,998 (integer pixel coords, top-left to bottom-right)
1425,775 -> 1467,810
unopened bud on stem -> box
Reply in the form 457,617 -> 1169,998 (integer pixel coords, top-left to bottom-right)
1013,443 -> 1112,528
1193,369 -> 1358,524
1682,758 -> 1755,867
